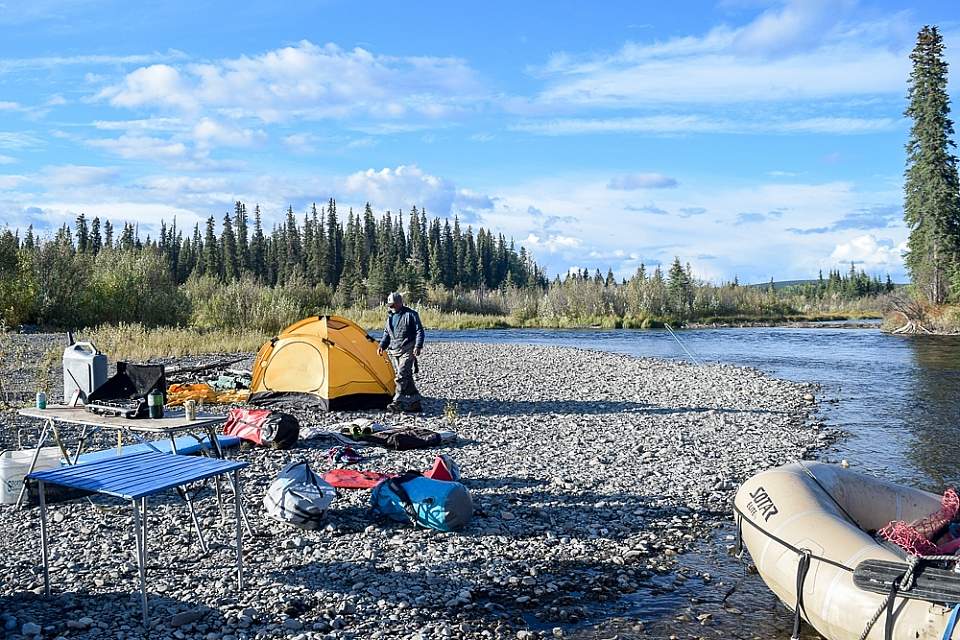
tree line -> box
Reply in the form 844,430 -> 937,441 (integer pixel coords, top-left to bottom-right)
0,204 -> 895,331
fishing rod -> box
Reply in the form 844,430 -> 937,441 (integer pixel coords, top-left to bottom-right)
664,323 -> 703,366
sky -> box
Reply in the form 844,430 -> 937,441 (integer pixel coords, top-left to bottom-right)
1,0 -> 958,283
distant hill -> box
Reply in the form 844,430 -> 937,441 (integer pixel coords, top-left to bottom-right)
744,279 -> 907,290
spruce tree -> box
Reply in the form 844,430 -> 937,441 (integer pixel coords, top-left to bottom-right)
234,201 -> 249,272
75,213 -> 89,253
221,213 -> 239,280
203,216 -> 220,277
89,217 -> 102,254
904,25 -> 960,304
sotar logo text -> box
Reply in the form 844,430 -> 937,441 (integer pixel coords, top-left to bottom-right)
746,486 -> 780,522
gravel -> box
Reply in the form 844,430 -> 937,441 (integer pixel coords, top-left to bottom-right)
0,335 -> 834,639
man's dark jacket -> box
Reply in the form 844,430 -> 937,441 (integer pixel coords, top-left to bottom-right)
379,307 -> 425,353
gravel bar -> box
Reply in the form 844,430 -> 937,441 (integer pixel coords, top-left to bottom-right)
0,336 -> 834,640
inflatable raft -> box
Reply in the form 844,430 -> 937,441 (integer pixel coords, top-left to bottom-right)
734,462 -> 960,640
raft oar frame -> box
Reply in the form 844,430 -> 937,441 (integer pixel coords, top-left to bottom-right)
854,558 -> 960,604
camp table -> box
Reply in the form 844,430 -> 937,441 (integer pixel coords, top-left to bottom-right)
27,451 -> 247,626
15,405 -> 228,507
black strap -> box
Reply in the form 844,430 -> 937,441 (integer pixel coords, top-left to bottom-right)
735,512 -> 744,557
385,471 -> 423,524
884,580 -> 899,640
792,550 -> 812,640
733,503 -> 854,573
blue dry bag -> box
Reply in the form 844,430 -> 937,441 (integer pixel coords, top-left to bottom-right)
371,471 -> 473,532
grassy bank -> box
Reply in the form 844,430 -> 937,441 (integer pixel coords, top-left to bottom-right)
57,308 -> 884,361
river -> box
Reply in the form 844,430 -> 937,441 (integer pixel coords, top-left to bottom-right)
430,325 -> 960,638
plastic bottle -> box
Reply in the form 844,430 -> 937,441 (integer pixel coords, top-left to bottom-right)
147,391 -> 164,419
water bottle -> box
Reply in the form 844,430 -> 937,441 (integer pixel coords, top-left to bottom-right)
36,391 -> 47,410
147,390 -> 164,419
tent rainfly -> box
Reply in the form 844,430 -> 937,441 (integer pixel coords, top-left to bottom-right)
249,315 -> 395,410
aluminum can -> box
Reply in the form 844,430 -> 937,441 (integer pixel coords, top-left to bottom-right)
36,391 -> 47,410
184,399 -> 197,421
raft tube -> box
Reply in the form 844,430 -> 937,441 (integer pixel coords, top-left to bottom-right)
734,461 -> 960,640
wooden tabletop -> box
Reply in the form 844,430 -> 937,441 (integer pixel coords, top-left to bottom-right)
18,405 -> 226,432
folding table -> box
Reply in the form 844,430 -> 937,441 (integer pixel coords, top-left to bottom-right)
15,406 -> 228,508
27,451 -> 248,626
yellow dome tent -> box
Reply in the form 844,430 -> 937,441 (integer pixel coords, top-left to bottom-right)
249,315 -> 395,410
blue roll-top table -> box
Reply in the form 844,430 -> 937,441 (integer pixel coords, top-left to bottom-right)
27,451 -> 248,626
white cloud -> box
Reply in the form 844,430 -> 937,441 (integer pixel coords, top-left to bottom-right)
0,174 -> 27,189
192,118 -> 264,150
137,175 -> 232,193
533,2 -> 917,108
0,154 -> 15,165
608,172 -> 678,190
342,165 -> 494,217
41,165 -> 118,187
0,132 -> 41,149
524,233 -> 582,253
98,41 -> 481,125
88,134 -> 188,160
93,117 -> 186,132
99,64 -> 197,111
513,115 -> 897,136
0,52 -> 185,73
830,234 -> 906,269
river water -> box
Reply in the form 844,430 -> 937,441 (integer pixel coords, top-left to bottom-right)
430,325 -> 960,637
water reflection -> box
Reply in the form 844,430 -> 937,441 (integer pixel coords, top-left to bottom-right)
901,335 -> 960,488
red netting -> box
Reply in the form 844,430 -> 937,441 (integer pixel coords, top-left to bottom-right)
878,488 -> 960,556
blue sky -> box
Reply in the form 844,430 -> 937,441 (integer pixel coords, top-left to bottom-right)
1,0 -> 958,283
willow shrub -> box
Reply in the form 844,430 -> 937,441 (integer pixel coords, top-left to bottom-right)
185,275 -> 332,334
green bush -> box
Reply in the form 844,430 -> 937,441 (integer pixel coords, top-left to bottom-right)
186,275 -> 332,334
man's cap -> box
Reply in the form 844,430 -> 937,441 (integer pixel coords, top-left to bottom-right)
387,291 -> 403,306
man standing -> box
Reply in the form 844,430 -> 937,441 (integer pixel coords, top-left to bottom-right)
377,292 -> 425,412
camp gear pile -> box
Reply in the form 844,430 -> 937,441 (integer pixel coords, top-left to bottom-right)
263,460 -> 336,530
370,471 -> 473,532
223,408 -> 300,449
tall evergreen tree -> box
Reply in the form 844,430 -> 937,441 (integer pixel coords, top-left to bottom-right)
234,201 -> 249,272
90,217 -> 102,254
904,25 -> 960,304
203,216 -> 220,277
221,213 -> 239,280
250,205 -> 266,279
75,213 -> 89,253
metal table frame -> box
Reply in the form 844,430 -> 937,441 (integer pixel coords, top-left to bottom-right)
29,452 -> 247,627
15,406 -> 227,507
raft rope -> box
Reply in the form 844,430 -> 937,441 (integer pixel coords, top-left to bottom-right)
796,461 -> 861,527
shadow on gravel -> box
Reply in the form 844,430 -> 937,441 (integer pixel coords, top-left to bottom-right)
268,553 -> 679,632
455,398 -> 793,417
0,590 -> 227,634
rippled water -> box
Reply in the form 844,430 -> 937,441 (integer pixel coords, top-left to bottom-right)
431,325 -> 960,637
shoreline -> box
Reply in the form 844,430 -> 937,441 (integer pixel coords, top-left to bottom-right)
0,339 -> 835,639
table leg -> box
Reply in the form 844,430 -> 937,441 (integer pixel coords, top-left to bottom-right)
131,499 -> 148,627
17,419 -> 51,508
38,480 -> 49,596
233,469 -> 243,590
182,488 -> 209,554
70,424 -> 90,466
